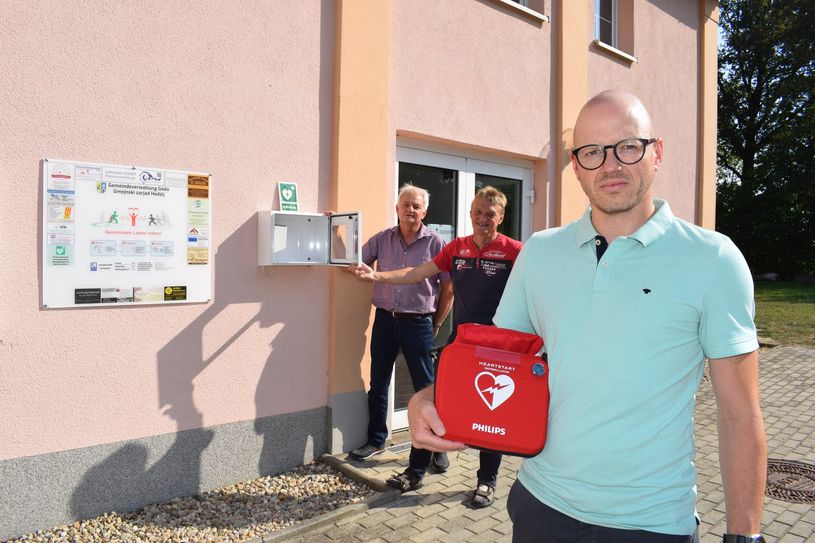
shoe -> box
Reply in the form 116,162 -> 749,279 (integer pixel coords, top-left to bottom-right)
349,443 -> 384,461
470,482 -> 495,508
430,451 -> 449,473
386,470 -> 423,492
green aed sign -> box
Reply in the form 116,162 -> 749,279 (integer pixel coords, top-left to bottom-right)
278,182 -> 299,212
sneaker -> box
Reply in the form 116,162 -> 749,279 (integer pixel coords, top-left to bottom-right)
386,470 -> 423,492
430,451 -> 450,473
469,482 -> 495,508
349,443 -> 384,461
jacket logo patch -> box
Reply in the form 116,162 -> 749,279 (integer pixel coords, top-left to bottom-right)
482,250 -> 507,258
475,372 -> 515,411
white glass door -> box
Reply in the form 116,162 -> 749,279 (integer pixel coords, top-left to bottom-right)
389,147 -> 532,432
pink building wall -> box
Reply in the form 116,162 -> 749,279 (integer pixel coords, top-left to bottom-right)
0,1 -> 335,460
391,0 -> 553,159
0,0 -> 713,537
586,0 -> 702,221
389,0 -> 702,224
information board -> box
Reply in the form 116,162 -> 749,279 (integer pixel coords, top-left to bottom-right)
41,159 -> 212,308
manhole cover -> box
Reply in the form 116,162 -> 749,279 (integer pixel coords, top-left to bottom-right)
765,459 -> 815,504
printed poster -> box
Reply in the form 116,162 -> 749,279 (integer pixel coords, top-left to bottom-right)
41,159 -> 213,308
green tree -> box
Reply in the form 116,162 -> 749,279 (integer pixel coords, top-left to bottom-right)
717,0 -> 815,276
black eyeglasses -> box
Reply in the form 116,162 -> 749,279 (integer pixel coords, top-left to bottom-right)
571,138 -> 657,170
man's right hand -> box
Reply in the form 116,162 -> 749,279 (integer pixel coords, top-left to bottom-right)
346,262 -> 376,282
408,386 -> 467,452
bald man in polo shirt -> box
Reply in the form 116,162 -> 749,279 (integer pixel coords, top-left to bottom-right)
407,90 -> 767,543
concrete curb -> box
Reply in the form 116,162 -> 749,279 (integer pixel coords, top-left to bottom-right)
320,452 -> 392,492
249,454 -> 400,543
258,491 -> 398,542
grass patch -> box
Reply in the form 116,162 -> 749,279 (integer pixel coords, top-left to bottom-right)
754,281 -> 815,347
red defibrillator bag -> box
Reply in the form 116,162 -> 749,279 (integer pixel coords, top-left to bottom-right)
435,323 -> 549,457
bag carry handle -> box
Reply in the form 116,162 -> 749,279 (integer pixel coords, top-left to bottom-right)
454,323 -> 543,356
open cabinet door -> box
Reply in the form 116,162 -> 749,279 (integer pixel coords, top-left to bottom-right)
328,212 -> 361,265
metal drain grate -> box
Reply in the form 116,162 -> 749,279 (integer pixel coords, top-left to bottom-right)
765,459 -> 815,504
386,442 -> 482,456
387,442 -> 412,454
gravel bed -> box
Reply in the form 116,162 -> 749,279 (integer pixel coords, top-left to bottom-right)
7,462 -> 375,543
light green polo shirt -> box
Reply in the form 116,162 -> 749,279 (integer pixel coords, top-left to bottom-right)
493,199 -> 758,535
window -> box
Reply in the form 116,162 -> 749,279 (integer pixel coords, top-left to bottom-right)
593,0 -> 636,63
595,0 -> 616,47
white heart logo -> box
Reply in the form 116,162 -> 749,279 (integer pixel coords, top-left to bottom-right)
282,188 -> 293,200
475,372 -> 515,411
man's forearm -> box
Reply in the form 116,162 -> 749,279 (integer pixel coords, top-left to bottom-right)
374,260 -> 440,286
434,281 -> 454,328
718,412 -> 767,533
374,267 -> 419,284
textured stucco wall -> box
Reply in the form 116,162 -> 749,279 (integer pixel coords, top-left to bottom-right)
0,1 -> 335,462
585,0 -> 701,222
391,0 -> 553,164
0,3 -> 713,529
0,409 -> 327,540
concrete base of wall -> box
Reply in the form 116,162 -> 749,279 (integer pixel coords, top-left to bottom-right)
329,389 -> 369,455
0,408 -> 328,540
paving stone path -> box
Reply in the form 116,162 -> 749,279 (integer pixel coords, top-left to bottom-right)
270,346 -> 815,543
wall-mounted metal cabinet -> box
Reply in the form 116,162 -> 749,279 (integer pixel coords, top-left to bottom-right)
258,211 -> 361,266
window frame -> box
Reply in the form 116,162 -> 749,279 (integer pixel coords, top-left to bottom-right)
595,0 -> 618,48
390,145 -> 534,431
592,0 -> 638,64
490,0 -> 549,24
396,146 -> 533,242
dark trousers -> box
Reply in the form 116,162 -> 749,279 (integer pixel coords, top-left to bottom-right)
507,480 -> 699,543
405,446 -> 503,482
366,309 -> 435,448
405,326 -> 503,482
476,450 -> 502,486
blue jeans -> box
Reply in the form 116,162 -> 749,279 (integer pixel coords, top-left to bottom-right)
507,480 -> 699,543
366,309 -> 435,447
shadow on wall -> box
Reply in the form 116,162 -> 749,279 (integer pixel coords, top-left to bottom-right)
69,216 -> 322,520
69,1 -> 349,521
254,321 -> 315,476
69,432 -> 213,520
